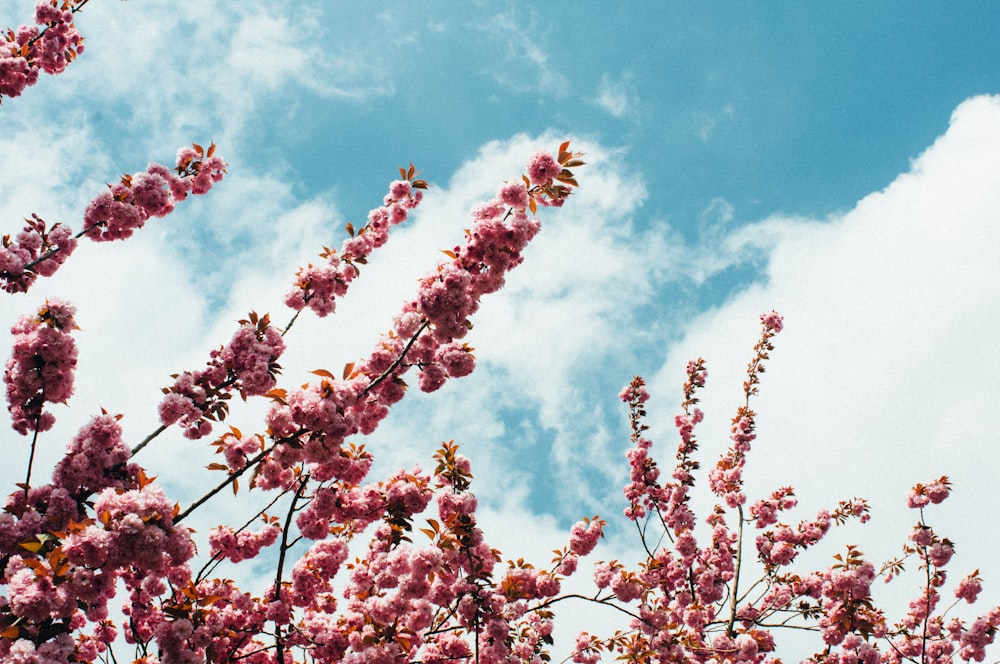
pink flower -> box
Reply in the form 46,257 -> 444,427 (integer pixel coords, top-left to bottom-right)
500,182 -> 529,209
568,518 -> 603,556
5,299 -> 78,434
956,572 -> 983,604
760,310 -> 784,333
526,150 -> 561,185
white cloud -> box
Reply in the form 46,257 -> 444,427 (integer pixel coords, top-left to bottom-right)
483,9 -> 570,96
646,94 -> 1000,637
595,72 -> 637,120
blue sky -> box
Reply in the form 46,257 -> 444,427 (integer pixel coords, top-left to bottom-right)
3,2 -> 1000,658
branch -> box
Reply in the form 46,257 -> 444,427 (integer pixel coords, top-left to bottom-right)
174,443 -> 275,524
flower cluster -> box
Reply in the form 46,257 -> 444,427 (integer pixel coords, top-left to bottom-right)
285,166 -> 428,317
0,415 -> 196,662
573,315 -> 1000,664
51,412 -> 136,496
4,298 -> 77,435
0,215 -> 77,294
0,1 -> 85,103
7,114 -> 1000,664
83,143 -> 226,242
1,145 -> 226,294
264,147 -> 583,476
159,311 -> 284,439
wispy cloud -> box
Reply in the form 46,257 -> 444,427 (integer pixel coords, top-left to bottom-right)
595,72 -> 638,119
695,102 -> 735,141
482,9 -> 569,96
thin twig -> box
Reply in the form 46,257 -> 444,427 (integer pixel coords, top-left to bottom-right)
174,443 -> 274,524
130,424 -> 166,457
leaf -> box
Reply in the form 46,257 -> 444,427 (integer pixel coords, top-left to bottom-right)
22,558 -> 48,578
137,467 -> 157,488
208,142 -> 216,158
310,369 -> 336,380
0,625 -> 19,639
441,249 -> 457,259
345,221 -> 355,237
232,477 -> 239,496
342,362 -> 355,380
206,463 -> 229,472
265,388 -> 288,404
18,540 -> 43,554
193,143 -> 204,156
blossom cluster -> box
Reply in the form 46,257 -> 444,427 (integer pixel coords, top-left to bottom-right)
573,314 -> 1000,664
1,144 -> 226,294
0,215 -> 77,294
82,144 -> 226,242
0,1 -> 85,102
285,169 -> 427,317
159,311 -> 285,439
5,116 -> 1000,663
262,146 -> 583,479
0,146 -> 589,662
4,298 -> 77,435
0,416 -> 195,663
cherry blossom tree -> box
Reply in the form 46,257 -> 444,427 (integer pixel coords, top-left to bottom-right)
2,3 -> 999,664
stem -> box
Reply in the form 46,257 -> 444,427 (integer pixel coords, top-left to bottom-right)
273,476 -> 309,664
23,418 -> 42,500
174,444 -> 274,524
532,593 -> 647,625
273,476 -> 308,601
130,424 -> 166,457
281,309 -> 301,336
360,319 -> 430,398
727,504 -> 745,637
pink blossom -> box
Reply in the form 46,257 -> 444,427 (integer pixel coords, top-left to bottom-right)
760,310 -> 784,333
568,518 -> 603,556
84,148 -> 226,242
956,572 -> 983,604
4,299 -> 78,434
0,215 -> 77,293
526,150 -> 561,185
52,413 -> 133,494
500,181 -> 529,209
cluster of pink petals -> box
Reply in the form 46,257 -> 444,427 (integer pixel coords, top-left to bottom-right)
0,215 -> 77,293
907,475 -> 951,508
568,518 -> 603,556
2,147 -> 224,295
285,179 -> 423,316
0,1 -> 84,102
83,148 -> 226,242
526,150 -> 562,185
266,154 -> 565,477
51,413 -> 136,495
208,522 -> 281,563
4,298 -> 77,434
159,315 -> 285,439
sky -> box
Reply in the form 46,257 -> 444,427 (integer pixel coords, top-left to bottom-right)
2,1 -> 1000,659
